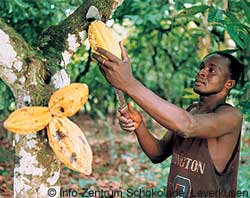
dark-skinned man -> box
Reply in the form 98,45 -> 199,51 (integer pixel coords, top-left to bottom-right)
92,42 -> 244,198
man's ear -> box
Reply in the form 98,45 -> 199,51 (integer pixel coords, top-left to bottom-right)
225,79 -> 236,90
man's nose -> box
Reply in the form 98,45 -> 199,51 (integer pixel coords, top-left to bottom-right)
198,68 -> 207,78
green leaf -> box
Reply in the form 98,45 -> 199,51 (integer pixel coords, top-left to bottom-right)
0,102 -> 5,110
184,88 -> 196,94
242,82 -> 250,92
208,7 -> 223,23
182,94 -> 199,100
224,10 -> 241,24
226,24 -> 245,49
176,5 -> 210,18
216,49 -> 239,54
239,31 -> 249,49
78,179 -> 96,188
182,88 -> 199,100
95,109 -> 106,120
239,101 -> 250,109
240,0 -> 250,24
228,1 -> 242,12
0,148 -> 14,163
246,115 -> 250,122
230,89 -> 244,95
14,0 -> 29,9
239,101 -> 250,122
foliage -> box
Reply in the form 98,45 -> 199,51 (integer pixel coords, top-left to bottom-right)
112,0 -> 250,117
0,0 -> 249,119
0,80 -> 15,122
0,0 -> 83,45
0,1 -> 250,196
238,133 -> 250,192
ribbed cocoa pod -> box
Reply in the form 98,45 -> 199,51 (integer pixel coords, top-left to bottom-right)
88,20 -> 121,59
49,83 -> 89,117
47,117 -> 92,174
4,107 -> 52,134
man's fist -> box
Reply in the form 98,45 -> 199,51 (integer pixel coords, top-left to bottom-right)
117,103 -> 142,132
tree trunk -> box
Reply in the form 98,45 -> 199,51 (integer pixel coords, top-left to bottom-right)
0,1 -> 123,197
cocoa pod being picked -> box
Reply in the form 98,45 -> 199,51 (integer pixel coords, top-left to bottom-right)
49,83 -> 89,117
88,20 -> 121,59
4,107 -> 52,134
47,117 -> 93,174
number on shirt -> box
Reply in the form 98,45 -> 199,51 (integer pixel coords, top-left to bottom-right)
173,175 -> 191,198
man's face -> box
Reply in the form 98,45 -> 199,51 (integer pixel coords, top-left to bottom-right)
194,54 -> 231,96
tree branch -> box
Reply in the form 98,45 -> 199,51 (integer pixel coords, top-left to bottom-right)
163,47 -> 178,71
0,18 -> 51,106
75,48 -> 92,82
35,0 -> 122,90
37,0 -> 120,70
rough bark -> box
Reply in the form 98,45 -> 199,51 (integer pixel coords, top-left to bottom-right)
0,0 -> 123,197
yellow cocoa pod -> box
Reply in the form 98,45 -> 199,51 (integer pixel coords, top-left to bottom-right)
88,20 -> 121,59
4,107 -> 52,134
47,117 -> 92,174
48,83 -> 89,117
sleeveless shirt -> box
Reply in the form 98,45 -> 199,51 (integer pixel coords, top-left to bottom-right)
166,104 -> 241,198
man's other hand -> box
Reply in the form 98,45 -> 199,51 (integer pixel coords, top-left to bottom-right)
117,103 -> 142,132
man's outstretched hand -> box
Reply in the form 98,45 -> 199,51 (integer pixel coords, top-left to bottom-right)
92,42 -> 135,93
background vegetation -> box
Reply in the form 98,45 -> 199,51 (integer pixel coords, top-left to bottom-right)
0,0 -> 249,197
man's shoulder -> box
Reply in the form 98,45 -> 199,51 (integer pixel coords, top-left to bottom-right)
215,104 -> 243,124
215,103 -> 242,115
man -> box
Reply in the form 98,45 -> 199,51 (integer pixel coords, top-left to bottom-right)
93,43 -> 244,197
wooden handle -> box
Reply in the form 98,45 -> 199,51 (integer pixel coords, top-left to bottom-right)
119,105 -> 130,118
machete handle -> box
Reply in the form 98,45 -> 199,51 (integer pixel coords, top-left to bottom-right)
119,105 -> 130,118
